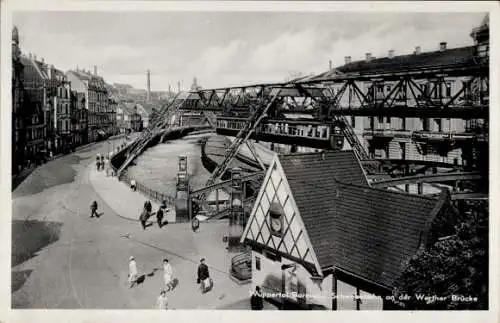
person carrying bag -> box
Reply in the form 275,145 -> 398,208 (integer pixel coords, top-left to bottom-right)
197,258 -> 212,293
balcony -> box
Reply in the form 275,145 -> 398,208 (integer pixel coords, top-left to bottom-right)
412,131 -> 477,142
363,128 -> 412,139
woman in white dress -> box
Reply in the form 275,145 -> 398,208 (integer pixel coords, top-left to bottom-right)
163,258 -> 174,291
156,290 -> 168,310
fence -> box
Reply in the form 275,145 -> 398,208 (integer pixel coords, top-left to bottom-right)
118,170 -> 176,206
109,137 -> 176,208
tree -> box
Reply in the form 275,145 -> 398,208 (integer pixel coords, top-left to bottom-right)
394,200 -> 488,310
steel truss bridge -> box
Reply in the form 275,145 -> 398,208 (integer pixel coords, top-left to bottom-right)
121,45 -> 488,219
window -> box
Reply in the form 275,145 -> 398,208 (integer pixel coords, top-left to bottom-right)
445,83 -> 452,98
256,256 -> 261,271
434,119 -> 442,132
421,118 -> 430,131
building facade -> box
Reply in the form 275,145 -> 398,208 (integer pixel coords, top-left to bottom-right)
19,53 -> 49,163
108,96 -> 118,136
48,68 -> 73,154
12,26 -> 28,175
71,90 -> 88,147
320,16 -> 489,167
66,68 -> 111,143
116,102 -> 142,133
136,102 -> 156,129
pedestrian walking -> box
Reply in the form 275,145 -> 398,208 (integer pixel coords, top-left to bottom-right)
140,209 -> 148,230
250,286 -> 264,310
90,200 -> 98,218
130,179 -> 137,191
197,258 -> 212,294
156,200 -> 168,228
163,258 -> 174,291
128,256 -> 138,288
96,153 -> 101,167
156,290 -> 169,309
145,200 -> 152,214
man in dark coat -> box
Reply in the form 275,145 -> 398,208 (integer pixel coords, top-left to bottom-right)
140,210 -> 148,230
250,286 -> 264,310
156,200 -> 167,228
90,201 -> 98,218
197,258 -> 211,293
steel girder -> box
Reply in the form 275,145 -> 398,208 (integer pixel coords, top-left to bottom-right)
192,83 -> 327,115
186,63 -> 488,119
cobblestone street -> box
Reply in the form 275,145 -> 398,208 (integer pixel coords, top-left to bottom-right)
12,139 -> 275,309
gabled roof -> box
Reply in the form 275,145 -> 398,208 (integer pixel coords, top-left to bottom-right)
279,151 -> 445,289
68,69 -> 92,82
280,151 -> 369,189
312,46 -> 476,80
20,56 -> 48,80
119,102 -> 138,115
136,102 -> 156,115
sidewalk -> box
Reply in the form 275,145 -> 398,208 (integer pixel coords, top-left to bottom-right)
88,162 -> 272,309
89,166 -> 177,223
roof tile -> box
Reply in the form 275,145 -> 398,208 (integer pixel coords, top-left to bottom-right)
279,152 -> 443,289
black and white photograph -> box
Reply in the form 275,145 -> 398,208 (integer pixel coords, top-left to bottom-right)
2,0 -> 497,316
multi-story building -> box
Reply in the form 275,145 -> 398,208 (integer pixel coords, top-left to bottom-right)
136,102 -> 156,129
20,51 -> 74,156
19,53 -> 49,162
48,68 -> 73,153
66,67 -> 110,143
70,90 -> 88,147
108,96 -> 118,136
12,26 -> 28,175
320,15 -> 489,166
117,102 -> 142,133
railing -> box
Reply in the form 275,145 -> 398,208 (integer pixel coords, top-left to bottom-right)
117,168 -> 176,206
412,131 -> 477,141
109,140 -> 176,207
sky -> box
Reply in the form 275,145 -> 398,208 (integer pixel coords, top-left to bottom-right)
13,11 -> 486,91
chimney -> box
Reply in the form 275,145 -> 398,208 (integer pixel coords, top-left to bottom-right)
147,69 -> 151,101
41,57 -> 44,63
365,53 -> 372,62
388,49 -> 395,59
439,42 -> 447,51
329,60 -> 332,71
344,56 -> 352,64
29,53 -> 32,60
414,46 -> 421,55
177,81 -> 181,93
93,65 -> 97,75
34,54 -> 37,61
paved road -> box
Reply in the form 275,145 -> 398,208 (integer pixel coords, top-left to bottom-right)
12,138 -> 135,308
11,137 -> 276,310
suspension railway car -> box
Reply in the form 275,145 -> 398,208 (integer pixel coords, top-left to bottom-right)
216,117 -> 345,150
